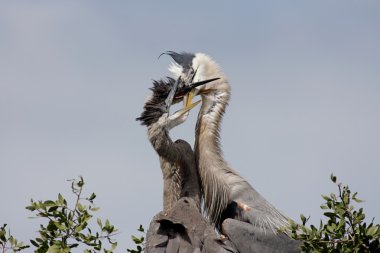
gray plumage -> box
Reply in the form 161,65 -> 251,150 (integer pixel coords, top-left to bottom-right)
167,52 -> 301,252
222,219 -> 301,253
137,77 -> 237,253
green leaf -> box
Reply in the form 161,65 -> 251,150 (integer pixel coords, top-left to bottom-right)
0,229 -> 6,242
47,244 -> 61,253
30,239 -> 39,247
68,211 -> 74,221
48,206 -> 59,212
74,225 -> 85,233
69,243 -> 79,248
327,225 -> 334,233
111,241 -> 118,250
323,212 -> 337,218
9,235 -> 15,245
44,200 -> 56,206
320,205 -> 329,210
132,235 -> 143,244
58,194 -> 64,205
77,203 -> 85,212
322,195 -> 331,201
25,205 -> 36,211
353,196 -> 364,203
300,214 -> 307,225
367,226 -> 378,236
97,218 -> 102,228
88,193 -> 96,201
55,222 -> 67,230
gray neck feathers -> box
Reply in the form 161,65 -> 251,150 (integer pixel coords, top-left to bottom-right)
195,75 -> 246,225
148,121 -> 181,211
148,120 -> 201,212
159,156 -> 182,211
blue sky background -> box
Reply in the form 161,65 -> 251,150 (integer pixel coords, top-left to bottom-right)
1,1 -> 379,251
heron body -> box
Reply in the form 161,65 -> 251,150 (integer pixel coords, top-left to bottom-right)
137,78 -> 237,253
167,52 -> 301,252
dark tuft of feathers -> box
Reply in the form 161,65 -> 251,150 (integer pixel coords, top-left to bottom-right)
136,77 -> 177,126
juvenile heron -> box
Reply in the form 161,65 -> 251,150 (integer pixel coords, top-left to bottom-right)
137,77 -> 236,253
165,51 -> 301,253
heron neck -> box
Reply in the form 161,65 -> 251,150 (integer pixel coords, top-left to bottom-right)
195,79 -> 241,225
159,158 -> 182,211
148,120 -> 201,212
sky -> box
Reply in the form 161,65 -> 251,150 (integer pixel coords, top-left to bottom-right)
1,1 -> 379,251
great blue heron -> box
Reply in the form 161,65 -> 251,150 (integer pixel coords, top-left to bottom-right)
165,51 -> 301,253
137,77 -> 237,253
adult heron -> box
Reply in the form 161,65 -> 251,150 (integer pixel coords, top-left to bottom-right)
165,51 -> 301,253
137,77 -> 236,253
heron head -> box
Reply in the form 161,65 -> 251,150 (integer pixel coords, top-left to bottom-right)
163,51 -> 228,98
136,77 -> 218,127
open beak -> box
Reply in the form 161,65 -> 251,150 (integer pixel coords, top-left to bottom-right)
182,77 -> 219,110
167,77 -> 220,117
175,77 -> 220,107
174,77 -> 219,100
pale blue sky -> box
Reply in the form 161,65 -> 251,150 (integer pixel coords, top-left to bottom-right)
1,1 -> 379,251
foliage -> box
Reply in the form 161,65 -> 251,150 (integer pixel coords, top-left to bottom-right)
0,224 -> 29,253
25,176 -> 118,253
3,174 -> 379,252
287,174 -> 380,252
126,225 -> 145,253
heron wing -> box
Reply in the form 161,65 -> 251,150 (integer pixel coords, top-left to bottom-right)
222,218 -> 301,253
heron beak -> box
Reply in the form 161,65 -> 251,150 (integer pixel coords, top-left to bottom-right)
165,77 -> 220,118
165,79 -> 202,120
183,89 -> 195,108
173,99 -> 202,119
174,77 -> 220,99
179,77 -> 220,110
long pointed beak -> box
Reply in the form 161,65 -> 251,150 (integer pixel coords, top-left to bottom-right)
166,77 -> 220,113
175,99 -> 201,117
181,77 -> 220,110
174,77 -> 220,99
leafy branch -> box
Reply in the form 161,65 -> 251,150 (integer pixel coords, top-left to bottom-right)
26,176 -> 118,253
0,224 -> 29,253
286,174 -> 380,252
127,225 -> 145,253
